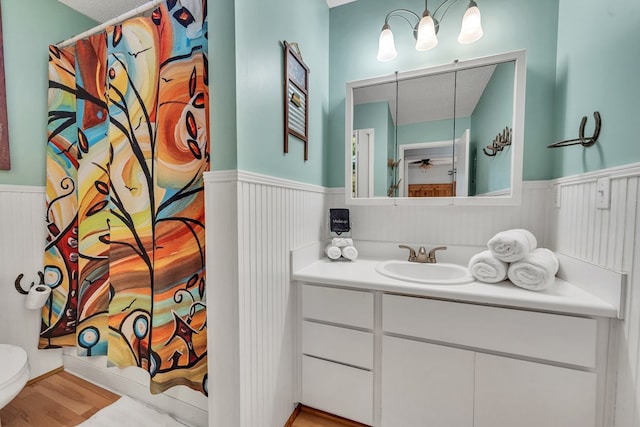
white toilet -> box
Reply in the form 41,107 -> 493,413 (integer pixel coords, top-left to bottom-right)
0,344 -> 30,420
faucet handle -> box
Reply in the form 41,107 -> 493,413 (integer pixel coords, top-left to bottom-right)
427,246 -> 447,262
398,245 -> 417,261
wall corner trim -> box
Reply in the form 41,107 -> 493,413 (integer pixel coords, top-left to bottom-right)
204,170 -> 239,183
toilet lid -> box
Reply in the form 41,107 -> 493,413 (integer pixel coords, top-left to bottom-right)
0,344 -> 28,387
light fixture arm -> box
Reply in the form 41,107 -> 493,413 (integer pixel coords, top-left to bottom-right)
383,0 -> 469,40
432,0 -> 465,26
381,8 -> 423,40
377,0 -> 482,61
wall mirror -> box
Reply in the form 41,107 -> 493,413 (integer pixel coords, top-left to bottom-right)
345,50 -> 526,206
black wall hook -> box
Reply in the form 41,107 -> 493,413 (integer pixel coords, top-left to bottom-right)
15,271 -> 44,295
483,127 -> 512,157
548,111 -> 601,148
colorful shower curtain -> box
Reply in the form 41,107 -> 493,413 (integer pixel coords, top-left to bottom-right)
43,0 -> 209,395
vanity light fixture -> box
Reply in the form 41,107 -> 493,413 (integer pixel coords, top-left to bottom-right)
376,0 -> 484,62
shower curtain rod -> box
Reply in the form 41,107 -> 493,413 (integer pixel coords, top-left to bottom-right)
56,0 -> 164,47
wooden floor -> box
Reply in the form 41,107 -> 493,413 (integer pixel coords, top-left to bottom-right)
290,405 -> 368,427
1,370 -> 359,427
0,370 -> 120,427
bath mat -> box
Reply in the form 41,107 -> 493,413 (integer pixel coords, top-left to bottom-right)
75,395 -> 189,427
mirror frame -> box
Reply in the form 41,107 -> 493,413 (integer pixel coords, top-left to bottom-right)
344,49 -> 527,207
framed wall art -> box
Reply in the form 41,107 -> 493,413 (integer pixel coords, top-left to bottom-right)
283,41 -> 309,161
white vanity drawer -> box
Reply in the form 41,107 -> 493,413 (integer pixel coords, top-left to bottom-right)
301,284 -> 374,329
383,294 -> 597,368
302,320 -> 374,369
301,355 -> 373,425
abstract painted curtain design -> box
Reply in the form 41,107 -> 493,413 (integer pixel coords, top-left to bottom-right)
43,0 -> 209,395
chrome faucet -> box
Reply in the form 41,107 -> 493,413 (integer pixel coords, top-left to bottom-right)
399,245 -> 447,263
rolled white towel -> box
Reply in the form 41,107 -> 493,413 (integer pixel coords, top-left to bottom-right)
325,244 -> 342,260
341,245 -> 358,261
507,248 -> 559,291
332,237 -> 354,248
467,250 -> 508,283
487,229 -> 537,262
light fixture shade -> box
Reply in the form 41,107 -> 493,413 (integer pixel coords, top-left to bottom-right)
377,27 -> 397,62
416,15 -> 438,51
458,3 -> 483,44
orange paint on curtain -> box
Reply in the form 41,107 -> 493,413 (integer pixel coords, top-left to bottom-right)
43,0 -> 209,395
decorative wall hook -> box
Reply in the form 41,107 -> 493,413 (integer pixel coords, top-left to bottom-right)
548,111 -> 601,148
387,158 -> 401,169
15,271 -> 44,295
483,127 -> 512,156
387,179 -> 402,197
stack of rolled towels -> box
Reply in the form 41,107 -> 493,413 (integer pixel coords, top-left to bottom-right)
467,229 -> 559,291
325,238 -> 359,261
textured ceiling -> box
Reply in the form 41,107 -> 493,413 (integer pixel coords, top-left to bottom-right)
353,65 -> 496,126
58,0 -> 150,23
325,0 -> 357,8
58,0 -> 356,23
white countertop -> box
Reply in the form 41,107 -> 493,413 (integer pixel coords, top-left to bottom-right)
292,256 -> 620,318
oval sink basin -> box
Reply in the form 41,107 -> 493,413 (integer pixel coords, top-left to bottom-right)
375,260 -> 474,285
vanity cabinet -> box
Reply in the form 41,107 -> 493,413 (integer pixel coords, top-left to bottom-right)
299,284 -> 374,425
298,283 -> 607,427
382,294 -> 599,427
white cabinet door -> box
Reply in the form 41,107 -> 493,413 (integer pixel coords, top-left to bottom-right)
474,353 -> 597,427
381,336 -> 474,427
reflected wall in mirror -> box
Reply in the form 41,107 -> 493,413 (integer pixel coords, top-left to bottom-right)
345,50 -> 526,206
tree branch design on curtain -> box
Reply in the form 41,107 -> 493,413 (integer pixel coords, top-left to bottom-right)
42,0 -> 209,396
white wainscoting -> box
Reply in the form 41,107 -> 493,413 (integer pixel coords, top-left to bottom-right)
327,182 -> 552,248
329,171 -> 640,427
0,185 -> 63,378
204,171 -> 240,427
547,164 -> 640,427
204,171 -> 329,427
6,163 -> 640,427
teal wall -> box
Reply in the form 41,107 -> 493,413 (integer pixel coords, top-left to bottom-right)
209,0 -> 237,172
353,101 -> 390,196
329,0 -> 559,188
0,0 -> 97,186
398,118 -> 469,145
234,0 -> 329,185
471,62 -> 514,194
3,1 -> 639,187
552,0 -> 640,178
